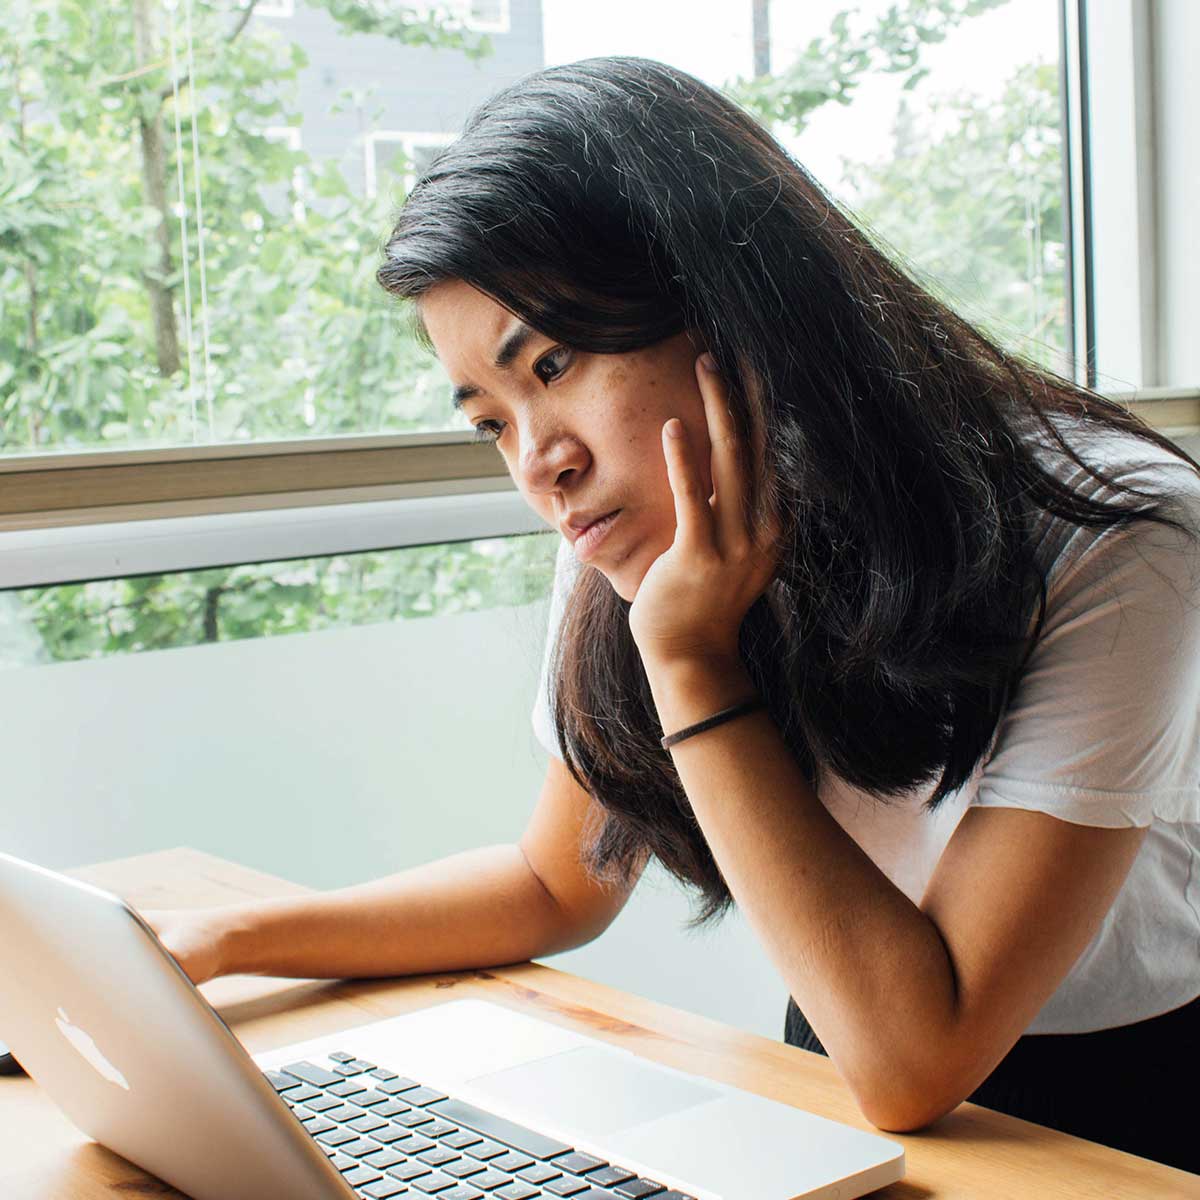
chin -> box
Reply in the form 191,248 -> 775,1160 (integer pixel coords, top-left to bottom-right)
600,559 -> 646,605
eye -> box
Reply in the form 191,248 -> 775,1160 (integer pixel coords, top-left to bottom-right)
471,419 -> 506,445
533,346 -> 572,384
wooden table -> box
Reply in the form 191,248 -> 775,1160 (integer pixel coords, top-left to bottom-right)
0,848 -> 1195,1199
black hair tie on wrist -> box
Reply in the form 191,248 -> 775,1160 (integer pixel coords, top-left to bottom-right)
660,697 -> 764,750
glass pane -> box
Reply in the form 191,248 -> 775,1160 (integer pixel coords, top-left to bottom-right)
3,0 -> 1065,458
544,0 -> 1068,371
0,0 -> 540,456
1,531 -> 557,669
765,0 -> 1068,371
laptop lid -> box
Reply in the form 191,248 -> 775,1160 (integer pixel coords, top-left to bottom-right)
0,851 -> 351,1200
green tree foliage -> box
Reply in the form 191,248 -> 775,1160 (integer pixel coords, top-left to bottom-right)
730,0 -> 1010,134
1,532 -> 557,667
0,0 -> 478,453
844,62 -> 1066,363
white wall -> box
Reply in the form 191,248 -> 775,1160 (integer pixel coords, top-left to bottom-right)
0,600 -> 787,1040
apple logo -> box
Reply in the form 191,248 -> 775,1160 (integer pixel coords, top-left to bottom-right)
54,1006 -> 130,1090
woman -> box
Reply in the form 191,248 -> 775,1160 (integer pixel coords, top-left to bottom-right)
151,57 -> 1200,1171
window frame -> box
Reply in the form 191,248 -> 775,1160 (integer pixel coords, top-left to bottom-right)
363,130 -> 458,199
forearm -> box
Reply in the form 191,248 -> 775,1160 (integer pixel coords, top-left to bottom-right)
647,655 -> 963,1128
214,843 -> 587,980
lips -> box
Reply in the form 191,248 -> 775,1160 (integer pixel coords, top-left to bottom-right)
566,510 -> 620,544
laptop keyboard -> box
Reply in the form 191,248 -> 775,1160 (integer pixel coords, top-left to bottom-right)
266,1051 -> 697,1200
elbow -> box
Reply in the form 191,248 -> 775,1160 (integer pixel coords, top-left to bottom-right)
850,1065 -> 972,1135
861,1094 -> 960,1135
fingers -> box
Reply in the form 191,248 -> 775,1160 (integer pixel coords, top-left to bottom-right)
694,353 -> 750,552
662,417 -> 715,552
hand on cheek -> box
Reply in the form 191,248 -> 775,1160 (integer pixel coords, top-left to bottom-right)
628,354 -> 781,667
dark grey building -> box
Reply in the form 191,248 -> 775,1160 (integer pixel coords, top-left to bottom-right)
255,0 -> 544,200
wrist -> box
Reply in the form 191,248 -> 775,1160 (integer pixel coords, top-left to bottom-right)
210,902 -> 268,978
644,654 -> 757,740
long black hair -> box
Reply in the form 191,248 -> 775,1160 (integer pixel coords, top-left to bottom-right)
378,55 -> 1199,923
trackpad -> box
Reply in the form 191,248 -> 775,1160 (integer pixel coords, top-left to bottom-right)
466,1045 -> 719,1137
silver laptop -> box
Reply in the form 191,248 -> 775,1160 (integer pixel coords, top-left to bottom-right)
0,851 -> 904,1200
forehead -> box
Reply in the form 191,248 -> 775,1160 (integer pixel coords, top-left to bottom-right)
419,280 -> 514,368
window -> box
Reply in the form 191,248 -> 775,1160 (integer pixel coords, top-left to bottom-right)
1,532 -> 556,670
363,131 -> 458,200
0,1 -> 526,456
262,127 -> 307,223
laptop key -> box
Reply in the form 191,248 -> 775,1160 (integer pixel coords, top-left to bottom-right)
329,1104 -> 368,1122
516,1163 -> 561,1184
329,1051 -> 357,1063
613,1183 -> 666,1198
394,1132 -> 437,1154
305,1117 -> 337,1136
353,1093 -> 394,1112
368,1124 -> 412,1145
378,1076 -> 423,1093
657,1192 -> 698,1199
363,1148 -> 407,1170
495,1186 -> 540,1200
403,1086 -> 450,1107
443,1160 -> 486,1179
471,1169 -> 516,1191
316,1128 -> 361,1148
492,1153 -> 534,1173
283,1060 -> 343,1087
361,1181 -> 410,1199
345,1165 -> 385,1186
464,1140 -> 509,1162
375,1100 -> 412,1118
442,1189 -> 485,1200
430,1099 -> 573,1161
412,1171 -> 459,1193
543,1180 -> 589,1198
588,1166 -> 636,1187
306,1093 -> 346,1113
349,1114 -> 391,1134
330,1079 -> 371,1098
388,1162 -> 434,1182
335,1062 -> 371,1076
552,1152 -> 607,1176
418,1147 -> 462,1167
371,1067 -> 400,1081
286,1083 -> 323,1103
442,1130 -> 483,1150
396,1109 -> 436,1127
344,1138 -> 391,1158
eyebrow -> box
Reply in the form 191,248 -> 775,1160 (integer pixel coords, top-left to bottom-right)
450,320 -> 537,411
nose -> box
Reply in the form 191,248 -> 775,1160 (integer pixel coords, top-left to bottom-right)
516,419 -> 589,495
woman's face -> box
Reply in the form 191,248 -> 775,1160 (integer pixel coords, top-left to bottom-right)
420,280 -> 713,602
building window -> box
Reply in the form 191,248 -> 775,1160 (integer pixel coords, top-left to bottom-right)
262,127 -> 307,223
364,131 -> 458,200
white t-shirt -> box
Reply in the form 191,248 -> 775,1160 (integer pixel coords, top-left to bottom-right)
531,421 -> 1200,1034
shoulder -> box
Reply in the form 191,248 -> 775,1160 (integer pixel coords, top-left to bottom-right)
975,422 -> 1200,827
1024,417 -> 1200,606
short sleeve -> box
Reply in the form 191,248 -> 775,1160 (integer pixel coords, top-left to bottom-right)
530,536 -> 580,761
974,490 -> 1200,828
